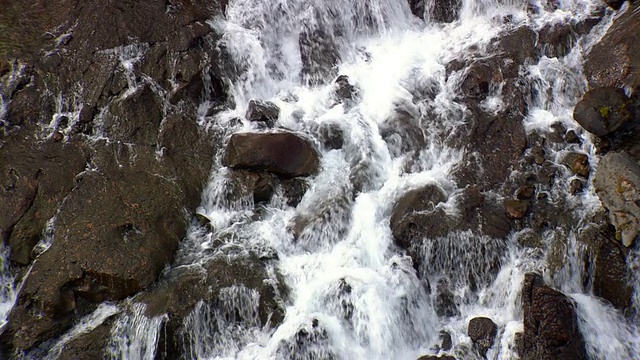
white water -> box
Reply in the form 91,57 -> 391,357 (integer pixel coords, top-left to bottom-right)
110,0 -> 639,358
0,0 -> 636,359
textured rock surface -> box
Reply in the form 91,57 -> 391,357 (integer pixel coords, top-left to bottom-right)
519,273 -> 587,360
224,132 -> 320,178
594,151 -> 640,246
584,2 -> 640,92
573,87 -> 634,136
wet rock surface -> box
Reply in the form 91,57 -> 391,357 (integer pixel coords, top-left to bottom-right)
468,316 -> 498,356
140,254 -> 286,359
518,273 -> 587,360
0,0 -> 226,354
224,132 -> 320,178
584,2 -> 640,91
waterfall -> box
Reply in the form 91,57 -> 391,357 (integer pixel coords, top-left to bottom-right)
3,0 -> 637,359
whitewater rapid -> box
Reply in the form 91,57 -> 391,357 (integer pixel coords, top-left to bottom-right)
2,0 -> 639,359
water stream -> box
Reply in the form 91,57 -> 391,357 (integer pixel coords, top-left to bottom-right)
3,0 -> 639,359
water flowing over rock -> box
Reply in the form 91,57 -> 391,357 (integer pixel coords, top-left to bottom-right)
3,0 -> 640,358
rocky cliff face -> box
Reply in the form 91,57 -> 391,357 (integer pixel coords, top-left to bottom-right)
1,0 -> 640,358
0,0 -> 229,355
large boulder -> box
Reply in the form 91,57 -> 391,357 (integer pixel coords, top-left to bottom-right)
593,151 -> 640,247
518,273 -> 587,360
572,87 -> 634,137
584,2 -> 640,92
223,132 -> 320,178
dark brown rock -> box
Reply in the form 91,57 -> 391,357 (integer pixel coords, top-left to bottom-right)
425,0 -> 462,23
519,273 -> 587,360
572,87 -> 634,137
584,4 -> 640,91
103,84 -> 163,146
468,316 -> 498,356
593,239 -> 633,311
417,356 -> 456,360
506,199 -> 529,219
562,152 -> 590,177
390,184 -> 448,249
299,25 -> 340,86
246,100 -> 279,128
223,132 -> 320,178
569,179 -> 584,195
318,123 -> 344,150
141,255 -> 286,360
435,279 -> 459,318
52,315 -> 116,360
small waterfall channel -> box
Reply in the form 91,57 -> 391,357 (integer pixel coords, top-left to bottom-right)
2,0 -> 639,359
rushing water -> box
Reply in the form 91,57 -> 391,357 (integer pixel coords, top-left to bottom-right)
3,0 -> 639,359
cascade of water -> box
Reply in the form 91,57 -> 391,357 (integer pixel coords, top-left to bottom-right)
107,303 -> 167,360
23,0 -> 638,358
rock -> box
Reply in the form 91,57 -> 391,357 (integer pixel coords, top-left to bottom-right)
276,318 -> 334,360
245,100 -> 279,128
0,139 -> 88,265
562,152 -> 590,177
572,87 -> 634,137
333,75 -> 358,102
428,0 -> 462,23
569,179 -> 584,195
440,331 -> 453,351
516,184 -> 535,200
506,199 -> 529,219
281,177 -> 309,207
435,278 -> 459,318
593,238 -> 633,311
140,254 -> 286,359
584,4 -> 640,91
103,84 -> 163,146
379,104 -> 424,157
564,130 -> 580,144
390,184 -> 448,249
468,316 -> 498,356
408,0 -> 426,19
223,132 -> 320,178
519,273 -> 587,360
253,173 -> 276,204
52,315 -> 116,360
537,17 -> 601,58
318,122 -> 344,150
593,151 -> 640,247
417,356 -> 456,360
299,25 -> 340,86
516,229 -> 544,249
602,0 -> 627,11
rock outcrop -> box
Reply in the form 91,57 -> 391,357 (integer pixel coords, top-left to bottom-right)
584,2 -> 640,92
518,273 -> 587,360
0,0 -> 227,354
593,151 -> 640,247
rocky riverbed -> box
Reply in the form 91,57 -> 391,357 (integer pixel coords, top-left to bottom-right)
1,0 -> 639,359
